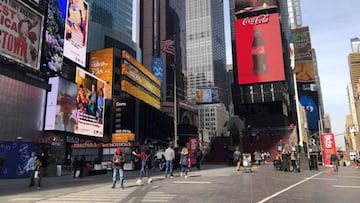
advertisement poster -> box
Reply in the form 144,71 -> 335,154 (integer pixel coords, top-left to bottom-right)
0,0 -> 44,70
188,137 -> 199,165
45,77 -> 78,132
75,68 -> 105,137
292,27 -> 315,82
89,48 -> 114,99
43,0 -> 67,72
196,88 -> 219,104
63,0 -> 89,66
151,57 -> 164,95
234,0 -> 277,14
235,13 -> 285,85
321,133 -> 336,166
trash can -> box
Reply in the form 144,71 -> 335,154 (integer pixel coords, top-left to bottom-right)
56,165 -> 62,177
309,153 -> 318,170
242,153 -> 252,173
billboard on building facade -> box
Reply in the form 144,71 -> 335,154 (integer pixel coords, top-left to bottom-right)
196,87 -> 219,104
45,77 -> 78,132
122,63 -> 161,98
121,80 -> 160,110
292,27 -> 315,82
234,0 -> 277,14
112,98 -> 135,134
75,68 -> 106,137
43,0 -> 67,72
321,133 -> 336,166
0,0 -> 44,70
151,57 -> 164,95
89,48 -> 114,99
299,88 -> 320,132
63,0 -> 89,67
235,13 -> 285,85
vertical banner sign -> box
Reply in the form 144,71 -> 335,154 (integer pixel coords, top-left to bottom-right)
89,48 -> 114,99
75,68 -> 105,137
43,0 -> 67,72
63,0 -> 89,66
0,0 -> 44,70
321,133 -> 336,166
235,13 -> 285,85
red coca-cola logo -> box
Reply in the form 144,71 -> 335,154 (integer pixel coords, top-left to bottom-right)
242,14 -> 270,26
252,46 -> 265,55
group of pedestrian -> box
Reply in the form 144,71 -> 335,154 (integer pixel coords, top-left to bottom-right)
24,150 -> 49,189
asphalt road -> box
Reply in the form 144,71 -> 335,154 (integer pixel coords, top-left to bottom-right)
0,164 -> 359,203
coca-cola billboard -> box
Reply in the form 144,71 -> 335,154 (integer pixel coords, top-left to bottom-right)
321,133 -> 336,166
235,13 -> 285,85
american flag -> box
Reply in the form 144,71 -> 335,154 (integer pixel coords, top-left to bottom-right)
161,39 -> 176,56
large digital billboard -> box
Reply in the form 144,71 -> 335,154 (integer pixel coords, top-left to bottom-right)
43,0 -> 67,72
292,27 -> 315,82
75,68 -> 106,137
235,13 -> 285,85
235,0 -> 277,14
0,0 -> 44,70
89,48 -> 114,99
121,80 -> 160,110
196,87 -> 219,104
45,77 -> 78,132
63,0 -> 89,66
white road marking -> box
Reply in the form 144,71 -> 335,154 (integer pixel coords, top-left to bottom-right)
257,171 -> 326,203
173,181 -> 212,184
310,178 -> 337,181
332,185 -> 360,189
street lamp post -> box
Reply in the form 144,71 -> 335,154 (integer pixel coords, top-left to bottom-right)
172,64 -> 178,148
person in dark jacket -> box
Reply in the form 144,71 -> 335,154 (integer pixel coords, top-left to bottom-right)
72,156 -> 80,178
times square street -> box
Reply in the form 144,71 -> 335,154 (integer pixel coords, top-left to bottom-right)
0,164 -> 359,203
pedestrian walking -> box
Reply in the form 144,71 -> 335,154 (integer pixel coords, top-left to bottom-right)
132,148 -> 153,184
112,147 -> 125,188
180,147 -> 190,178
195,147 -> 203,170
164,142 -> 175,178
36,151 -> 49,189
233,147 -> 241,171
24,151 -> 37,187
72,156 -> 80,178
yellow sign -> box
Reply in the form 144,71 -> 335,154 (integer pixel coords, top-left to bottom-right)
89,48 -> 114,98
121,51 -> 160,86
121,80 -> 160,110
122,64 -> 161,98
112,133 -> 135,143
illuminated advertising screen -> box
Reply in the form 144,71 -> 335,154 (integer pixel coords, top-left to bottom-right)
321,133 -> 336,166
89,48 -> 114,99
121,80 -> 160,110
75,68 -> 106,137
113,98 -> 135,134
292,27 -> 315,82
196,88 -> 219,104
122,63 -> 161,98
235,13 -> 285,85
45,77 -> 78,132
121,51 -> 161,87
0,0 -> 44,70
43,0 -> 67,72
235,0 -> 277,14
63,0 -> 89,66
299,89 -> 320,131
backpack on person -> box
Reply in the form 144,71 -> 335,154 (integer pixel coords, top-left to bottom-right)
181,155 -> 189,165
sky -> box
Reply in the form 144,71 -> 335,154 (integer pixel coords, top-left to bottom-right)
223,0 -> 360,147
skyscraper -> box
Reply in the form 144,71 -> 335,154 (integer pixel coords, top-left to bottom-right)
185,0 -> 227,106
287,0 -> 302,29
86,0 -> 138,55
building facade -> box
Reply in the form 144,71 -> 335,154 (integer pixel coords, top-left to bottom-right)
185,0 -> 227,107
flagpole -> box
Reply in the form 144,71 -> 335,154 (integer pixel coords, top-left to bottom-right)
173,64 -> 178,148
